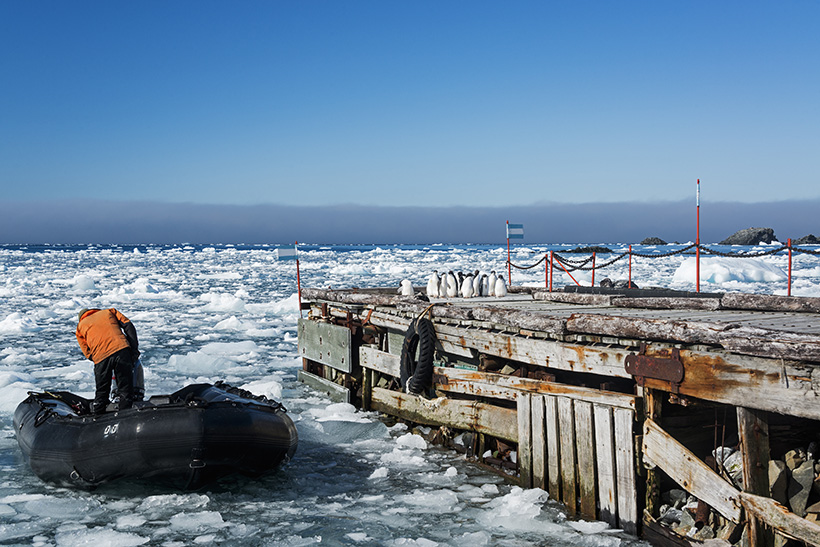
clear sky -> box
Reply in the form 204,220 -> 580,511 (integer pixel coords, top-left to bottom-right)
2,1 -> 819,210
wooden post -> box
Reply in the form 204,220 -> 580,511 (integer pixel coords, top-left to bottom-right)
615,407 -> 638,535
545,395 -> 561,501
362,368 -> 372,411
737,407 -> 774,547
517,393 -> 533,488
532,395 -> 547,490
575,400 -> 597,518
558,397 -> 577,515
645,389 -> 663,518
594,404 -> 618,527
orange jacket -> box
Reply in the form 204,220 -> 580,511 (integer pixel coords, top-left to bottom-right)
76,308 -> 137,364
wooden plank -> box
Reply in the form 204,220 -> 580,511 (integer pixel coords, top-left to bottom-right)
360,345 -> 401,376
297,370 -> 350,403
370,387 -> 518,442
434,367 -> 636,409
297,318 -> 353,373
545,395 -> 561,502
574,400 -> 597,519
531,395 -> 547,490
738,492 -> 820,546
594,404 -> 618,528
737,407 -> 774,547
615,408 -> 638,535
517,393 -> 533,488
642,418 -> 741,522
558,397 -> 577,515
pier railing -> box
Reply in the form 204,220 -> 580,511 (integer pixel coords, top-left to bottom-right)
509,240 -> 820,295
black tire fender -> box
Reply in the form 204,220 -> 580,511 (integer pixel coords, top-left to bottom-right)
399,317 -> 437,394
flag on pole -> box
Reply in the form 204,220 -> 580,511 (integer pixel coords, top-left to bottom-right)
507,223 -> 524,239
276,244 -> 298,260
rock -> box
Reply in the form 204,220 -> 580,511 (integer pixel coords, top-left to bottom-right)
673,509 -> 696,536
719,227 -> 777,245
567,245 -> 613,254
693,525 -> 716,541
795,234 -> 820,245
702,540 -> 731,547
613,279 -> 639,290
662,489 -> 688,509
721,450 -> 744,488
658,506 -> 683,525
788,460 -> 815,516
784,448 -> 806,470
769,460 -> 790,506
641,237 -> 668,245
806,500 -> 820,515
814,474 -> 820,498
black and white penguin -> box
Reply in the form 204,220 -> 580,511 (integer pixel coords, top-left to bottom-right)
488,271 -> 497,297
494,274 -> 507,297
426,271 -> 440,298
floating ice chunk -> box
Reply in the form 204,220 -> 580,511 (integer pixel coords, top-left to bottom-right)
369,467 -> 389,479
240,378 -> 284,400
567,519 -> 612,534
388,536 -> 440,546
196,292 -> 247,312
395,433 -> 427,450
115,515 -> 147,529
169,511 -> 228,531
0,504 -> 15,516
380,447 -> 427,467
443,466 -> 458,477
54,526 -> 148,547
0,312 -> 41,333
673,257 -> 786,285
23,497 -> 102,519
479,487 -> 560,533
455,531 -> 492,545
346,532 -> 371,542
214,316 -> 247,331
397,489 -> 460,513
72,275 -> 96,291
312,402 -> 370,423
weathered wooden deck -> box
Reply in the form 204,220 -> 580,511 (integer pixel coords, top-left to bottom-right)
297,285 -> 820,546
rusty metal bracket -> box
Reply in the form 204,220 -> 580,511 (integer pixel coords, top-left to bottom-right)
625,343 -> 684,393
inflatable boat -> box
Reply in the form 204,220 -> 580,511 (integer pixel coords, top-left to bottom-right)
14,381 -> 298,490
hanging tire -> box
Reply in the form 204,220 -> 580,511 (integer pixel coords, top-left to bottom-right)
399,317 -> 436,395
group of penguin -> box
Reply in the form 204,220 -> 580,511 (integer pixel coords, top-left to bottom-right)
399,270 -> 508,299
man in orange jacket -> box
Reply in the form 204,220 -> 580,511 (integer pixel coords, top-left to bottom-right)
76,308 -> 139,414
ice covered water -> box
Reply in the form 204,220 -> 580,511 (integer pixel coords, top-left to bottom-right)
1,243 -> 817,545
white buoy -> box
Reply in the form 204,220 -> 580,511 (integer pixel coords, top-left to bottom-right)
399,279 -> 414,296
488,271 -> 497,296
494,275 -> 507,297
426,271 -> 440,298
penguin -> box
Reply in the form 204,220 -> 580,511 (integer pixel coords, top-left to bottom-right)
439,273 -> 448,298
461,274 -> 474,298
426,271 -> 440,298
488,271 -> 497,297
456,272 -> 464,294
399,279 -> 414,296
446,271 -> 458,298
494,274 -> 507,297
472,272 -> 482,296
479,274 -> 489,297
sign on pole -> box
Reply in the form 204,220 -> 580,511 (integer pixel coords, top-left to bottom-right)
506,221 -> 524,283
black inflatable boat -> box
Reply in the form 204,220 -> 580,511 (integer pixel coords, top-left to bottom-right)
14,381 -> 298,490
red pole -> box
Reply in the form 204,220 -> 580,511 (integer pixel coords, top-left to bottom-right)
506,221 -> 512,284
696,179 -> 701,293
788,238 -> 793,295
628,245 -> 632,289
549,251 -> 554,293
591,252 -> 596,287
295,241 -> 303,318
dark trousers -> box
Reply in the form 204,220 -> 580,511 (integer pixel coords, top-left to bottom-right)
94,347 -> 135,413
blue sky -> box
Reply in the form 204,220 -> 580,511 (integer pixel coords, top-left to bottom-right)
2,1 -> 818,211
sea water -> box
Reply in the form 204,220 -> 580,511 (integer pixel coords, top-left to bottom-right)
1,243 -> 818,546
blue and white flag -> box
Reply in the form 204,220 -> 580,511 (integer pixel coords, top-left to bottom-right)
276,245 -> 298,260
507,223 -> 524,239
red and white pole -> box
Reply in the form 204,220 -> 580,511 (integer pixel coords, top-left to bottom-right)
788,238 -> 793,297
506,221 -> 512,284
696,179 -> 701,293
295,241 -> 303,318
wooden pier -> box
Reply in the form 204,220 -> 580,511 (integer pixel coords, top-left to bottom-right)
297,285 -> 820,546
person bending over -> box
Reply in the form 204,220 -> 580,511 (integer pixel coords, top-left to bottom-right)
76,308 -> 139,414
